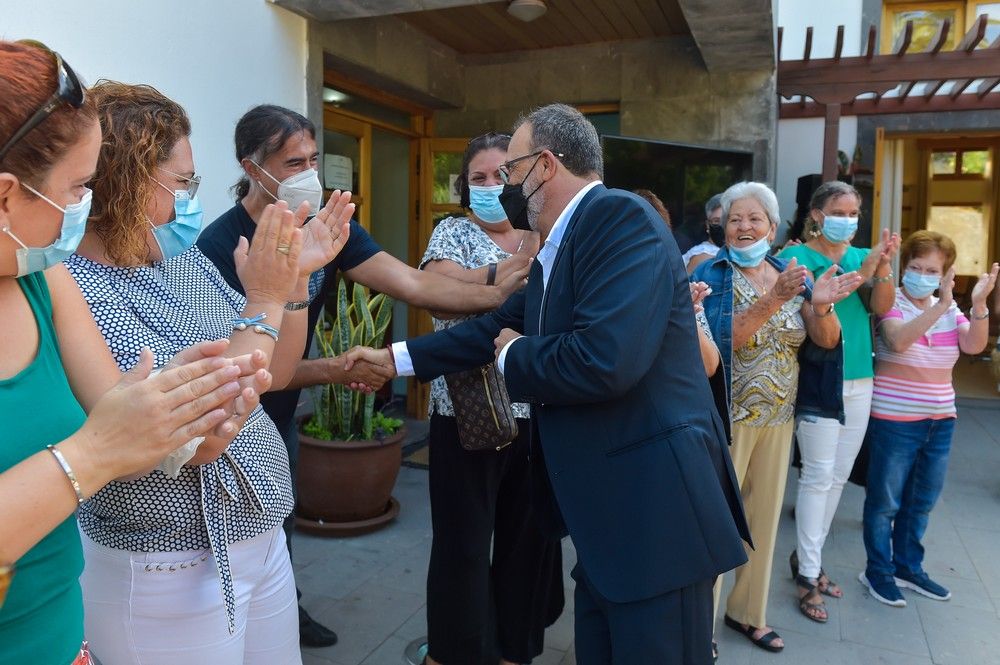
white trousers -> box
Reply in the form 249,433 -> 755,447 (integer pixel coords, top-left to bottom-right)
794,378 -> 873,579
80,526 -> 301,665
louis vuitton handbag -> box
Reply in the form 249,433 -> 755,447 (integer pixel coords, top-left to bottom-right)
444,363 -> 518,451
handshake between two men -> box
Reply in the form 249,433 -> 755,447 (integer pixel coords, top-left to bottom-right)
338,327 -> 522,391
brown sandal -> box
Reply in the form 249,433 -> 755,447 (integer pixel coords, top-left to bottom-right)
795,574 -> 829,623
818,570 -> 843,598
790,550 -> 843,598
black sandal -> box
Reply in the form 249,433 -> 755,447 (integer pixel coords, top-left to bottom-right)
723,615 -> 784,652
795,574 -> 829,623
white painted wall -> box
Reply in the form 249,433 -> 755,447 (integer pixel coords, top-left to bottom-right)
774,1 -> 863,232
0,0 -> 308,224
774,116 -> 858,228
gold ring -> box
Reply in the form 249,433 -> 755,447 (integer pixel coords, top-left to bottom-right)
276,244 -> 291,255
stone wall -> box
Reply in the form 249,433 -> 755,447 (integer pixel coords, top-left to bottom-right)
309,15 -> 776,182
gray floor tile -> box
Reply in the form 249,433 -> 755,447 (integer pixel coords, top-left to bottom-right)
918,599 -> 1000,665
358,635 -> 411,665
303,580 -> 425,664
839,569 -> 931,658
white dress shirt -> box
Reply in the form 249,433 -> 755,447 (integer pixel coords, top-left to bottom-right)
391,180 -> 603,377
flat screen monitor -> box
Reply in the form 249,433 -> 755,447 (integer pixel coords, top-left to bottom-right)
601,135 -> 754,250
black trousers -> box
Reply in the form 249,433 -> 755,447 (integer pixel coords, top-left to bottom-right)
426,414 -> 565,665
573,564 -> 714,665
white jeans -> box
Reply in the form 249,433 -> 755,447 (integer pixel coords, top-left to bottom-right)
794,378 -> 874,579
80,526 -> 301,665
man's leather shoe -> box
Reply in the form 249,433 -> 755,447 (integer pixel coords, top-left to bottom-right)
299,604 -> 338,648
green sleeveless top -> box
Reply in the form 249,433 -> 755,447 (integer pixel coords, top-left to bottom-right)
0,272 -> 86,664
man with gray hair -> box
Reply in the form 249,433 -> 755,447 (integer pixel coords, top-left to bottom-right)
349,103 -> 750,664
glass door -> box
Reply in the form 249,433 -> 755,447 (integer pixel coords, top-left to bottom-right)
406,137 -> 469,418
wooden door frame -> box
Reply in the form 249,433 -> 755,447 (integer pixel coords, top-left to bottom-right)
323,107 -> 373,231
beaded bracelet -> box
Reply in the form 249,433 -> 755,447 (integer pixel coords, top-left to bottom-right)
47,445 -> 85,505
232,313 -> 279,341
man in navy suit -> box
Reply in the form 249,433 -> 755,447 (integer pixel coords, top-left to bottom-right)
348,104 -> 750,664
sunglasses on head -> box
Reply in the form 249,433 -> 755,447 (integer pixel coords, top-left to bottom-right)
0,42 -> 86,161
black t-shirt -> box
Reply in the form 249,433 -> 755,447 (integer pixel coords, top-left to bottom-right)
197,203 -> 382,432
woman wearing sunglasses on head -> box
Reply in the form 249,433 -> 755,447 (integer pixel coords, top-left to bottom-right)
0,41 -> 263,665
63,81 -> 352,665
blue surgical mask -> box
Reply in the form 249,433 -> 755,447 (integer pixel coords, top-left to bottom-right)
820,215 -> 858,244
150,191 -> 203,260
728,235 -> 771,268
3,185 -> 91,277
902,270 -> 940,299
468,184 -> 507,224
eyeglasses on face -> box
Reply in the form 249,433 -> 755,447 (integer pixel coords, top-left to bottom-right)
157,167 -> 201,198
0,43 -> 85,162
498,149 -> 565,184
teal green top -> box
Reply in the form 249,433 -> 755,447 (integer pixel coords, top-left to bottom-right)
778,243 -> 875,380
0,272 -> 86,664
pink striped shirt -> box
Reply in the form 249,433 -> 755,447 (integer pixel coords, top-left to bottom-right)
872,293 -> 969,421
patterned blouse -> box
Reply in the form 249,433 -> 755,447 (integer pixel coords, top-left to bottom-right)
64,247 -> 294,633
420,216 -> 530,419
730,269 -> 807,426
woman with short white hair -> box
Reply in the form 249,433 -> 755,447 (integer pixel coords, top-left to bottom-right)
693,181 -> 860,654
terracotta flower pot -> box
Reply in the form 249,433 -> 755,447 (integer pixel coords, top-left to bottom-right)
295,425 -> 405,536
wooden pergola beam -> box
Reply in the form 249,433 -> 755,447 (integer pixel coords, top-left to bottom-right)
958,14 -> 988,52
778,49 -> 1000,103
779,91 -> 1000,118
893,20 -> 914,56
864,25 -> 878,59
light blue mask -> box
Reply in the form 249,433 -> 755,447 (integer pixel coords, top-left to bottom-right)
902,270 -> 940,299
3,185 -> 91,277
469,184 -> 508,224
728,235 -> 771,268
151,191 -> 203,260
820,215 -> 858,243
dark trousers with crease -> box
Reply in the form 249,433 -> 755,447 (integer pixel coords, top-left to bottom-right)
573,563 -> 715,665
426,414 -> 565,665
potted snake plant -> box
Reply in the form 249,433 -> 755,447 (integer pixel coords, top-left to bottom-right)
296,279 -> 405,536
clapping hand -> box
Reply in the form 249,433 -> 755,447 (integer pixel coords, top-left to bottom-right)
163,341 -> 272,437
970,263 -> 999,312
937,267 -> 956,309
690,281 -> 712,314
234,202 -> 303,304
811,265 -> 865,307
862,228 -> 901,278
297,190 -> 354,276
773,258 -> 809,302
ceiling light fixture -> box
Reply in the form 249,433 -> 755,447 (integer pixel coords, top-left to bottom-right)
507,0 -> 547,22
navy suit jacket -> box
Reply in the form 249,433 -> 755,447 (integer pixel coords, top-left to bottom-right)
408,184 -> 750,604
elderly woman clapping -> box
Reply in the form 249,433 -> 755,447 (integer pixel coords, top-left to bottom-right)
692,182 -> 862,654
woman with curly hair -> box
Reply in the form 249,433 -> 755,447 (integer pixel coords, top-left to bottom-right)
64,81 -> 353,664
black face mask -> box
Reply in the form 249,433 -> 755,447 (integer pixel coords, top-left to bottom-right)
707,223 -> 726,247
498,156 -> 544,231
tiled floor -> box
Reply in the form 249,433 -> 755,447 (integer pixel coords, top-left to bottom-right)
295,399 -> 1000,665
